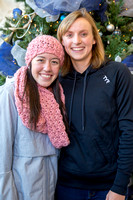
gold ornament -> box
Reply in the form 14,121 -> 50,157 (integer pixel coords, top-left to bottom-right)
4,32 -> 14,43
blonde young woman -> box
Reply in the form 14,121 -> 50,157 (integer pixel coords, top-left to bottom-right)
0,35 -> 70,200
55,8 -> 133,200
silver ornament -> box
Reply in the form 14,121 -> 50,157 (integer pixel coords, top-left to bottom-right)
131,36 -> 133,44
106,24 -> 115,32
113,27 -> 121,35
99,31 -> 103,37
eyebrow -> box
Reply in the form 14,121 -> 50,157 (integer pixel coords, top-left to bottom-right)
66,29 -> 88,34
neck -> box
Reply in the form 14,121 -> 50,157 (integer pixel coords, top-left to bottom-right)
71,53 -> 92,74
72,60 -> 91,74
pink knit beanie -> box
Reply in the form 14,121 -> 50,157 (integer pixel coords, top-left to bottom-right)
25,35 -> 64,66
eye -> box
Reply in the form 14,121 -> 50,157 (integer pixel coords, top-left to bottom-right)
51,60 -> 59,65
36,59 -> 44,62
65,33 -> 73,38
81,32 -> 88,37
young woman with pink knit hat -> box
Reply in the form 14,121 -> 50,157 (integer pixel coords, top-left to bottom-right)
0,35 -> 70,200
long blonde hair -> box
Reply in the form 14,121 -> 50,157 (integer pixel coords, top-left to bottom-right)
57,8 -> 105,76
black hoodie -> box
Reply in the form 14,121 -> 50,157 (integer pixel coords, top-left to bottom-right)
58,61 -> 133,195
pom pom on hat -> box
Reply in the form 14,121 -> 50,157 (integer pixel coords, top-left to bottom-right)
25,35 -> 64,66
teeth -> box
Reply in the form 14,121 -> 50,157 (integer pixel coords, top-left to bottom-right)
41,74 -> 51,78
72,47 -> 84,51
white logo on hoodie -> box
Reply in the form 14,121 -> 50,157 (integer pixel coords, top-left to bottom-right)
103,75 -> 110,84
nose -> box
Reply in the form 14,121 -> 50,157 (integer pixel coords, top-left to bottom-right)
43,61 -> 51,71
73,34 -> 81,44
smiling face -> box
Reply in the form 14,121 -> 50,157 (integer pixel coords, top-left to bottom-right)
31,53 -> 60,88
62,17 -> 96,73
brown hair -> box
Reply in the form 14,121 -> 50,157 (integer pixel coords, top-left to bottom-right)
23,67 -> 69,133
57,8 -> 105,76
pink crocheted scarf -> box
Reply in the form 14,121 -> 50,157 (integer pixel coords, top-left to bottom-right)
14,66 -> 70,149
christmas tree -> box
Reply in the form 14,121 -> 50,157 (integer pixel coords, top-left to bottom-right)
0,0 -> 133,85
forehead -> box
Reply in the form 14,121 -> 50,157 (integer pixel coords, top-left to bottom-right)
34,53 -> 59,59
67,17 -> 92,32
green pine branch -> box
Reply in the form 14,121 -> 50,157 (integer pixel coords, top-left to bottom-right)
0,74 -> 6,86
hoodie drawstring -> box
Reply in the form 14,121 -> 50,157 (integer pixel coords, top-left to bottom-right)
82,67 -> 92,131
69,66 -> 91,131
69,71 -> 77,127
82,70 -> 88,131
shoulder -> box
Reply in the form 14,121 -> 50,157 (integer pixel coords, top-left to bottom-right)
0,77 -> 15,100
59,71 -> 72,83
103,61 -> 130,73
101,61 -> 132,80
0,77 -> 17,119
59,72 -> 65,82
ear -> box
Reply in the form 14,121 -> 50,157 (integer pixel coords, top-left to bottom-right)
93,39 -> 96,45
61,38 -> 65,46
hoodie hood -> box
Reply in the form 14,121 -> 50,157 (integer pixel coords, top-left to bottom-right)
66,65 -> 98,80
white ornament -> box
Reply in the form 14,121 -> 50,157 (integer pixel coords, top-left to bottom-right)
115,55 -> 122,62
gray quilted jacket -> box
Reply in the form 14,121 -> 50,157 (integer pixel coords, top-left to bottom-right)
0,78 -> 58,200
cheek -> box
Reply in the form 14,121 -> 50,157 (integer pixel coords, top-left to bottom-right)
53,68 -> 60,77
32,64 -> 42,73
85,39 -> 95,49
63,42 -> 70,54
89,36 -> 96,45
31,65 -> 41,79
31,66 -> 37,76
62,37 -> 66,47
62,38 -> 69,48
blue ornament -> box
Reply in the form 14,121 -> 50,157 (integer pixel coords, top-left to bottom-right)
0,40 -> 20,76
60,15 -> 66,21
122,54 -> 133,69
13,8 -> 22,19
